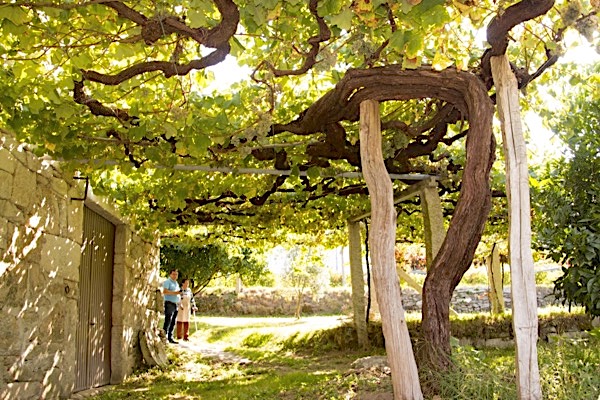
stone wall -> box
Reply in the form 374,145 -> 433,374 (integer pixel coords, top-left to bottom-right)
0,134 -> 161,399
197,287 -> 354,316
195,285 -> 558,317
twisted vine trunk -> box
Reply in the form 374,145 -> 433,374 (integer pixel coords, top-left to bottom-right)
288,66 -> 496,372
420,72 -> 495,369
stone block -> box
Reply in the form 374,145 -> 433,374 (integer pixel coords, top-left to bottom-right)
60,346 -> 76,398
62,298 -> 78,388
0,170 -> 12,201
7,142 -> 27,166
54,197 -> 71,238
129,241 -> 145,261
50,178 -> 69,198
0,146 -> 16,174
112,253 -> 126,276
1,355 -> 21,383
66,202 -> 83,244
0,382 -> 42,400
34,195 -> 61,236
40,362 -> 65,399
547,331 -> 590,344
67,183 -> 86,203
18,347 -> 69,394
0,262 -> 29,314
24,304 -> 65,346
18,351 -> 56,382
0,217 -> 8,254
351,355 -> 389,372
8,225 -> 43,268
39,234 -> 81,280
23,150 -> 42,175
112,294 -> 124,323
36,173 -> 51,190
483,338 -> 514,348
26,265 -> 52,297
110,328 -> 126,383
0,200 -> 24,224
0,312 -> 22,357
11,163 -> 37,209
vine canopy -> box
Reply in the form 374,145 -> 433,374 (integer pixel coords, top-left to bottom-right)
0,0 -> 598,245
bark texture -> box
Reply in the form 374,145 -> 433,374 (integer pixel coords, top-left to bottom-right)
420,71 -> 496,369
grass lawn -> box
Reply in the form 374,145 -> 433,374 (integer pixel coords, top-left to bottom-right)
89,314 -> 600,399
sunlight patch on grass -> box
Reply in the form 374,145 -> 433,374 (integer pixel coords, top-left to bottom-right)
91,315 -> 599,400
192,315 -> 349,350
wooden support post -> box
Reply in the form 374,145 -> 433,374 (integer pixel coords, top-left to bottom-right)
396,267 -> 423,295
360,99 -> 423,400
486,244 -> 505,314
348,220 -> 369,349
491,54 -> 541,400
420,178 -> 445,269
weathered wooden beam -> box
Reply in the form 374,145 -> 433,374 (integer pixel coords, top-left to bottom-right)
360,99 -> 423,400
491,54 -> 541,400
348,177 -> 437,223
419,178 -> 445,269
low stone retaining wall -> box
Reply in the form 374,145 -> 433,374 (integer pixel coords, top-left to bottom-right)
195,286 -> 558,317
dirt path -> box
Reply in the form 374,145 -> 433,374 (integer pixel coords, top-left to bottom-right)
175,339 -> 251,364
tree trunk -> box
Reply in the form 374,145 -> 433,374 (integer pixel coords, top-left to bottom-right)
294,291 -> 302,319
491,54 -> 541,400
360,99 -> 423,400
420,72 -> 496,370
348,220 -> 369,349
313,67 -> 495,372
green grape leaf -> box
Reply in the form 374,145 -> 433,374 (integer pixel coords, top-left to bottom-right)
389,31 -> 407,52
330,7 -> 353,31
0,6 -> 29,25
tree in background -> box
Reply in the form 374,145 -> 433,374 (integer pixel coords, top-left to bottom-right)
283,246 -> 328,319
532,65 -> 600,316
160,242 -> 272,292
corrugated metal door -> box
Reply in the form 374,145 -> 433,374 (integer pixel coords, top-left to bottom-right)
75,206 -> 115,392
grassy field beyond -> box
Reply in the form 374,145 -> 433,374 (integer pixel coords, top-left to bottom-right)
193,315 -> 352,346
88,314 -> 600,400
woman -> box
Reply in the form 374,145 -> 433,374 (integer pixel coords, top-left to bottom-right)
176,278 -> 197,341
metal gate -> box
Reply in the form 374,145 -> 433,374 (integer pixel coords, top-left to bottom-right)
75,206 -> 115,392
